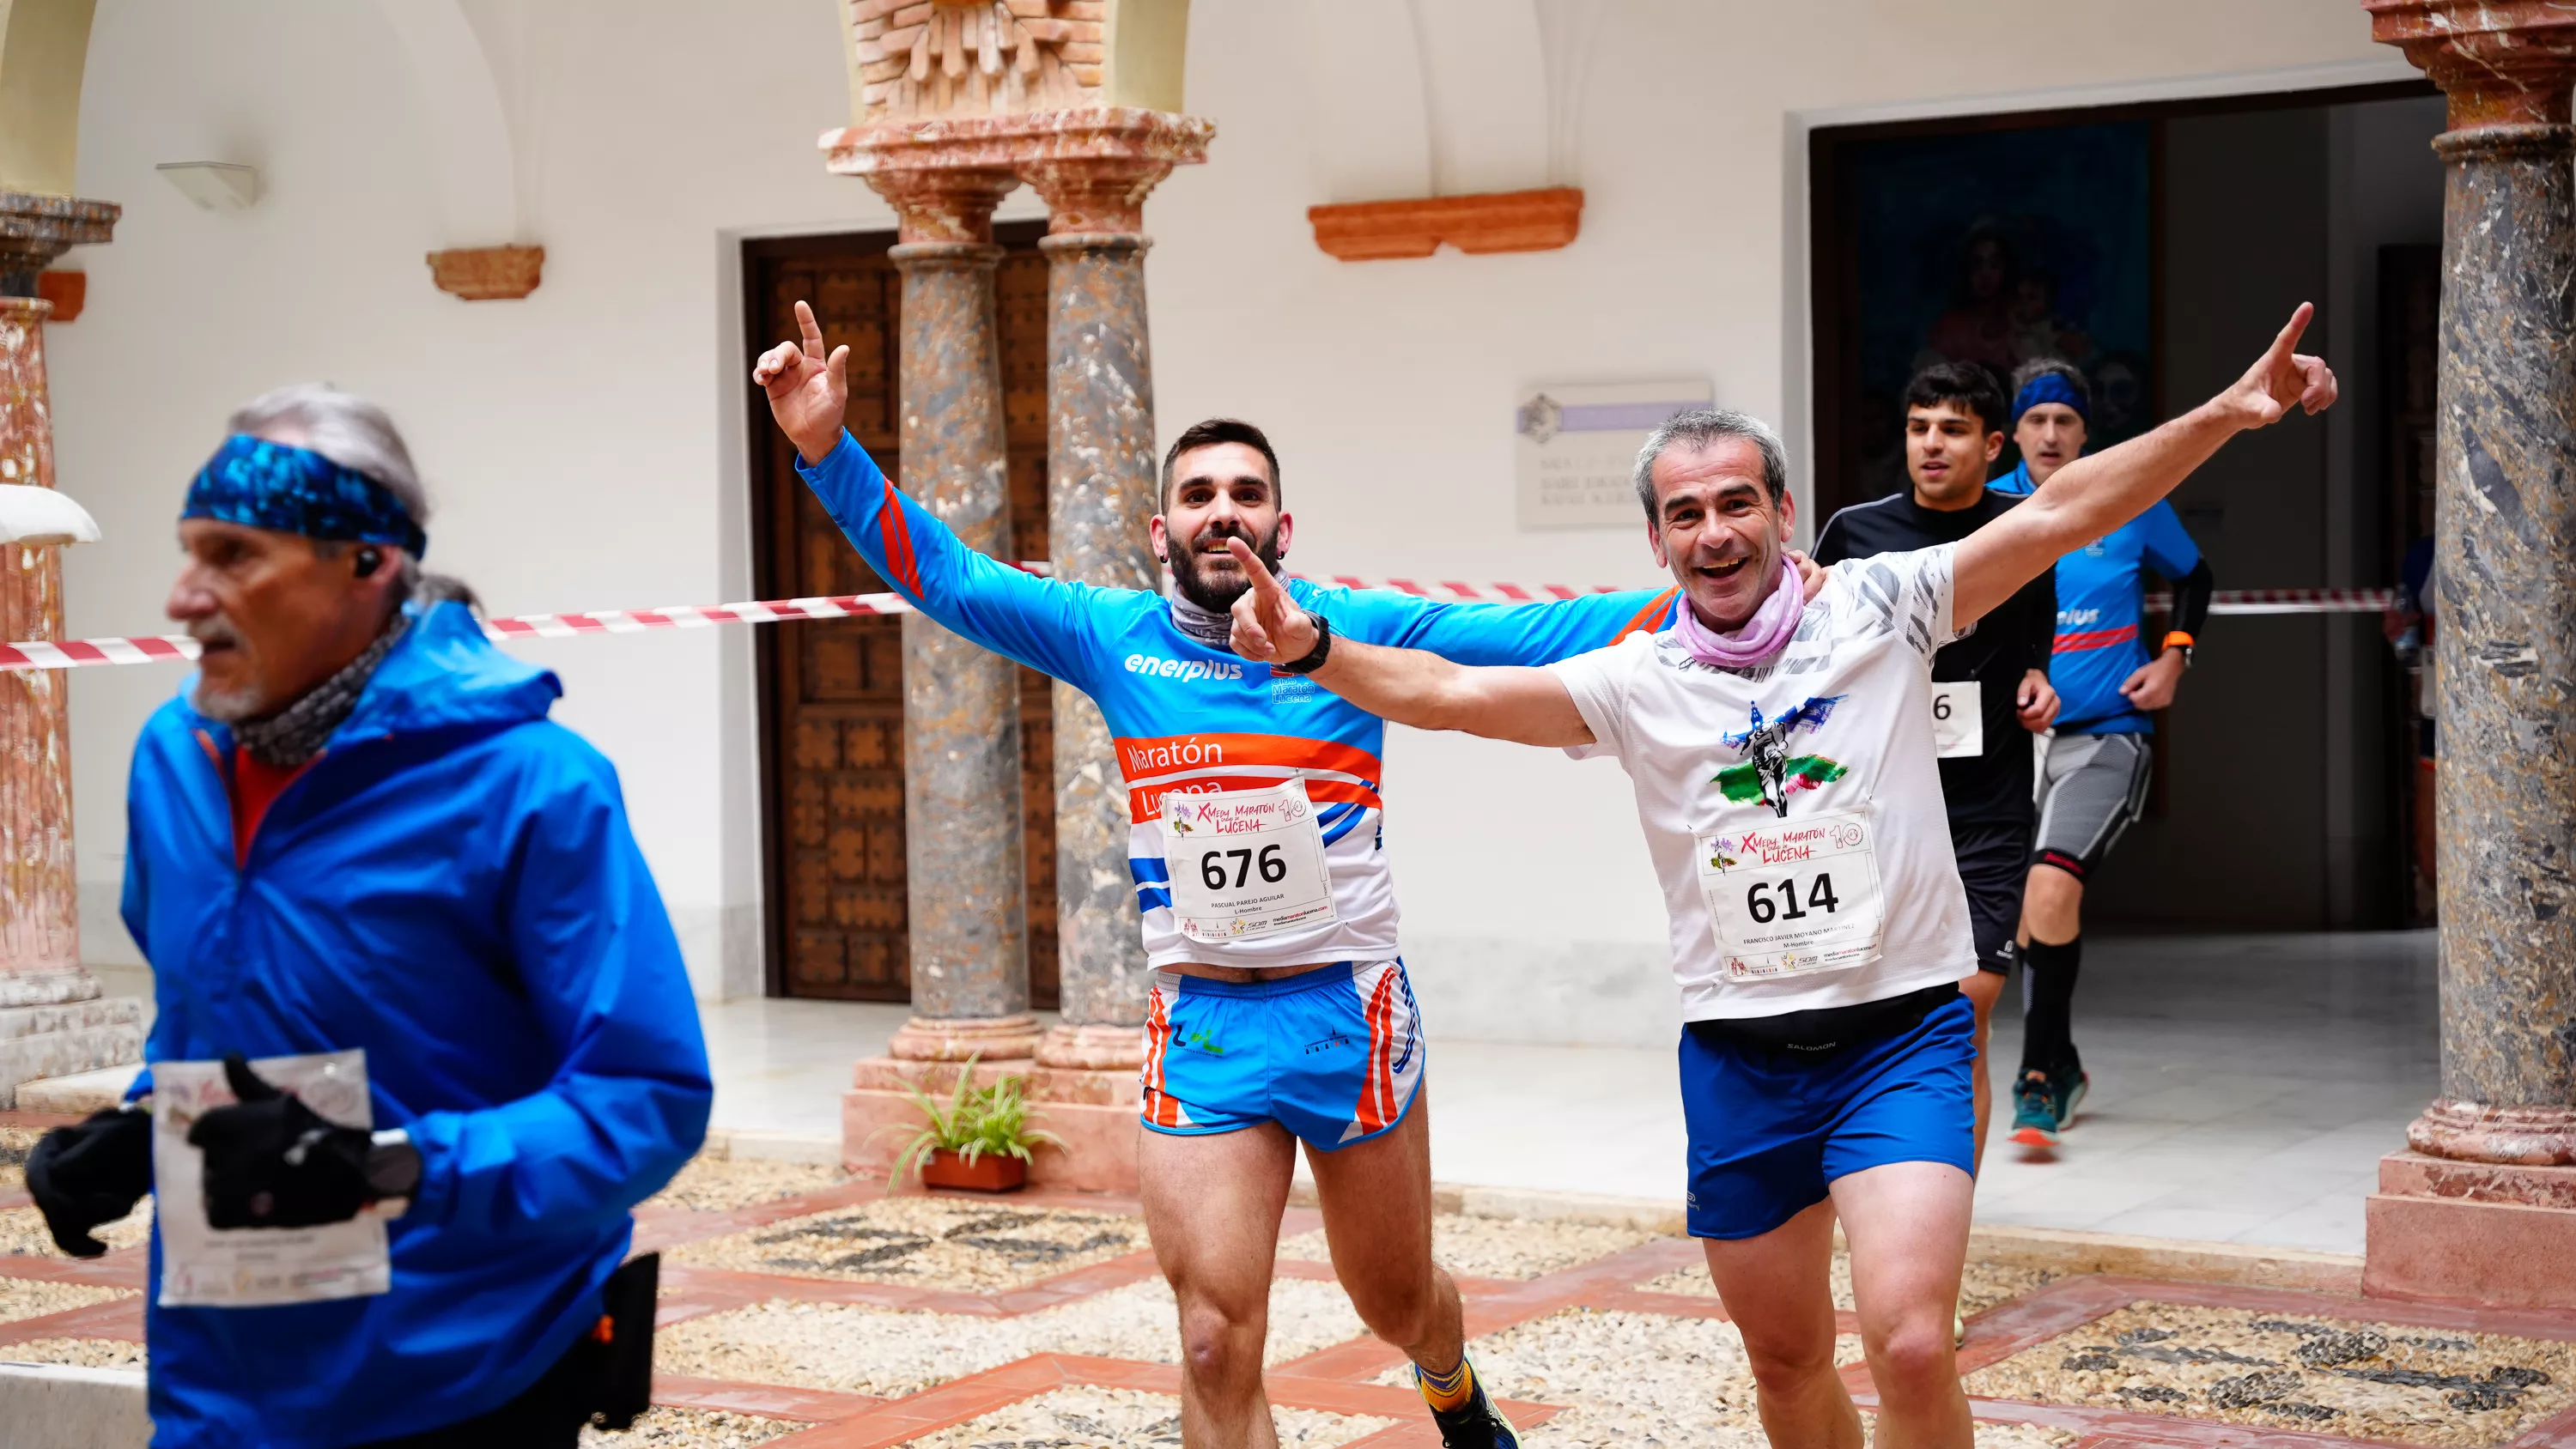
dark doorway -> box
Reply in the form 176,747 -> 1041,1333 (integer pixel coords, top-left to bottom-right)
1808,82 -> 2441,931
746,225 -> 1060,1004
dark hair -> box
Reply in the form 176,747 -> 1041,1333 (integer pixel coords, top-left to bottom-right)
2009,357 -> 2091,415
1161,418 -> 1281,509
1903,361 -> 2008,438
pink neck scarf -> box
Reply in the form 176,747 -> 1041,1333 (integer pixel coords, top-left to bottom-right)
1673,556 -> 1804,670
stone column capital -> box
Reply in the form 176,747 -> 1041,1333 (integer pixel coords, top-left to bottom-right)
825,107 -> 1213,239
0,193 -> 118,297
2366,0 -> 2576,129
857,166 -> 1020,246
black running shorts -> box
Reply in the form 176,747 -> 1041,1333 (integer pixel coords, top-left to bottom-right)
1950,821 -> 2032,975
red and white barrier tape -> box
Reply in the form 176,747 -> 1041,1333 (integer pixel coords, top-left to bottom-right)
0,576 -> 2407,672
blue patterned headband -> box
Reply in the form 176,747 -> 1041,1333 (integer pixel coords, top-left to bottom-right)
2012,372 -> 2089,427
182,433 -> 428,559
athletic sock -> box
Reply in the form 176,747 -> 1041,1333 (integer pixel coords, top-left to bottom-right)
2019,935 -> 2082,1077
1417,1354 -> 1476,1412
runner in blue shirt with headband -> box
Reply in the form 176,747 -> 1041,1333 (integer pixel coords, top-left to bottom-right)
1989,359 -> 2215,1149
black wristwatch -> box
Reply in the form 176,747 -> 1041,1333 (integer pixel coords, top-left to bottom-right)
366,1129 -> 422,1202
1277,612 -> 1334,675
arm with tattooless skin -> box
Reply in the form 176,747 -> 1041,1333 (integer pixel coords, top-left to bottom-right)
1225,304 -> 2335,737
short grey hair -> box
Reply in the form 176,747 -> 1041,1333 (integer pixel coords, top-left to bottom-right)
1632,408 -> 1790,523
225,384 -> 471,609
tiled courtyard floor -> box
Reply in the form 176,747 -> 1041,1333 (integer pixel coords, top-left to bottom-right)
4,1133 -> 2574,1448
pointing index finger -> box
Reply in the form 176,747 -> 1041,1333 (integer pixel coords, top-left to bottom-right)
1226,538 -> 1286,598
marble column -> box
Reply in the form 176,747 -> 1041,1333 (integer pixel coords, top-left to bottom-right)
2363,0 -> 2576,1307
1021,112 -> 1212,1075
0,192 -> 137,1106
868,167 -> 1042,1066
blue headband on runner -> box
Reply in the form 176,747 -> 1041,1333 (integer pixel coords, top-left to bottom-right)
182,433 -> 428,559
2012,372 -> 2089,427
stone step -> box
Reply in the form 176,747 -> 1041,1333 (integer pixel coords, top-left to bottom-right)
0,997 -> 142,1041
9,1061 -> 143,1115
0,1363 -> 148,1449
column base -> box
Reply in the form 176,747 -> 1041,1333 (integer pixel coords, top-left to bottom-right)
885,1012 -> 1044,1063
843,1053 -> 1139,1197
0,990 -> 143,1108
1036,1022 -> 1142,1071
2365,1149 -> 2576,1307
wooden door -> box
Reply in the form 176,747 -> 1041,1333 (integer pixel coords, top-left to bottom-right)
749,227 -> 1060,1004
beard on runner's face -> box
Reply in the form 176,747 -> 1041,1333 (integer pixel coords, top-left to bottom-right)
1167,518 -> 1283,612
185,613 -> 268,722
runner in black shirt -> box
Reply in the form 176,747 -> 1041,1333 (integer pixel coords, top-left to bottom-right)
1814,361 -> 2057,1171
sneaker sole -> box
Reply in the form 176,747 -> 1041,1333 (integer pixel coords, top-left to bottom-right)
2009,1124 -> 2060,1148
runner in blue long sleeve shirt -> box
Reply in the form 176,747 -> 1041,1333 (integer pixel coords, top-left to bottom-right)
760,300 -> 1680,1449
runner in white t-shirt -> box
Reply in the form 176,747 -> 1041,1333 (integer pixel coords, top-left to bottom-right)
1221,306 -> 2336,1449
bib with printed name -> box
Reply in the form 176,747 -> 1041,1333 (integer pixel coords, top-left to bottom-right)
1694,808 -> 1887,979
1162,779 -> 1340,944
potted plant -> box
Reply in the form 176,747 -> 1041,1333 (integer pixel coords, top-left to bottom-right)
884,1056 -> 1066,1192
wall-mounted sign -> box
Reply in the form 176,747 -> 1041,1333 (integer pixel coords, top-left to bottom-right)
1515,379 -> 1714,530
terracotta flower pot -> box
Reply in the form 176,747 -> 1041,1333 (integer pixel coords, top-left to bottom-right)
920,1149 -> 1027,1192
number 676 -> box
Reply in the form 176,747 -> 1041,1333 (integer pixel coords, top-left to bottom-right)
1201,845 -> 1289,890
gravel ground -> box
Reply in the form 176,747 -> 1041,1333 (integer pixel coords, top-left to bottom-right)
658,1277 -> 1368,1397
0,1276 -> 132,1325
0,1125 -> 39,1192
1636,1251 -> 2057,1318
1965,1300 -> 2576,1446
646,1155 -> 849,1215
1370,1307 -> 1885,1448
0,1337 -> 146,1369
577,1407 -> 799,1446
895,1385 -> 1389,1448
671,1198 -> 1144,1292
0,1199 -> 150,1258
1278,1215 -> 1660,1282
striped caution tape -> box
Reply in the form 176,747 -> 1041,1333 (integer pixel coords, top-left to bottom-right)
0,577 -> 2406,672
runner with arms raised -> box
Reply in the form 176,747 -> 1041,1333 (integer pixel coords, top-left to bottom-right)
1222,307 -> 2334,1449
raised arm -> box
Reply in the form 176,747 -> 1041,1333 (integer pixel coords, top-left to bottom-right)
1226,540 -> 1595,747
756,300 -> 1102,686
1954,303 -> 2335,625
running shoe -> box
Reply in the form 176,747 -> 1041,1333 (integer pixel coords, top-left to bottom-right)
2008,1073 -> 2061,1149
2051,1064 -> 2090,1131
1418,1360 -> 1522,1448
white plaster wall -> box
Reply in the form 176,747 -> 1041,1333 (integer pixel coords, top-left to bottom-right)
52,0 -> 2407,1032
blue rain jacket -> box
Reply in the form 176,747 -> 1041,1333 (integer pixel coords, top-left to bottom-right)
119,598 -> 712,1449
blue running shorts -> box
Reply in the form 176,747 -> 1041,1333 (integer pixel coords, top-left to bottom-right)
1680,992 -> 1976,1240
1139,960 -> 1425,1151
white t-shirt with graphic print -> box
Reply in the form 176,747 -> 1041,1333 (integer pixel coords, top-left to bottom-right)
1549,544 -> 1978,1022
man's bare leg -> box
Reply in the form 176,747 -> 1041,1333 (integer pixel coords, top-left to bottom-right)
1141,1122 -> 1298,1448
1962,968 -> 2005,1172
1833,1161 -> 1977,1449
1700,1197 -> 1862,1449
1303,1092 -> 1465,1377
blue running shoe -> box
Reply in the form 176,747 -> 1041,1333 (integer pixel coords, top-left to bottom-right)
1418,1360 -> 1521,1448
2009,1072 -> 2060,1149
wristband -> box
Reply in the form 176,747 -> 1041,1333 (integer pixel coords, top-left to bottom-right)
2163,630 -> 2195,651
1277,612 -> 1334,676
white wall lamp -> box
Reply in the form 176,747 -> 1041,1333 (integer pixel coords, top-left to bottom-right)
155,161 -> 260,210
0,483 -> 102,547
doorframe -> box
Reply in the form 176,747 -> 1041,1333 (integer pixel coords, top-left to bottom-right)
1783,60 -> 2431,535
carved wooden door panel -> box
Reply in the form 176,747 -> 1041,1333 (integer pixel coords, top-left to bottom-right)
750,227 -> 1059,1004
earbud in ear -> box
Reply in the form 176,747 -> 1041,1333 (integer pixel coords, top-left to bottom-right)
354,547 -> 384,579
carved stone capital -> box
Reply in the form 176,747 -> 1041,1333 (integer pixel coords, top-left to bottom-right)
2366,1 -> 2576,129
0,194 -> 117,298
2409,1098 -> 2576,1166
860,165 -> 1020,245
827,107 -> 1212,240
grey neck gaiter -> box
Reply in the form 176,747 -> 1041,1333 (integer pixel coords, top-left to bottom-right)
1168,591 -> 1235,651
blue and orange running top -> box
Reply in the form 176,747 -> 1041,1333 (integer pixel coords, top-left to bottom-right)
799,431 -> 1678,970
1990,460 -> 2203,737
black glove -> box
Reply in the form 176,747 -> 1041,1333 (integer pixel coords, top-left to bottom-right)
25,1105 -> 154,1258
186,1054 -> 377,1230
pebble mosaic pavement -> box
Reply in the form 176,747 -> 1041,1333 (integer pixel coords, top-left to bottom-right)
1,1117 -> 2573,1449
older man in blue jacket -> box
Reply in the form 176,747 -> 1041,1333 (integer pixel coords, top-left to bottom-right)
24,384 -> 711,1448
